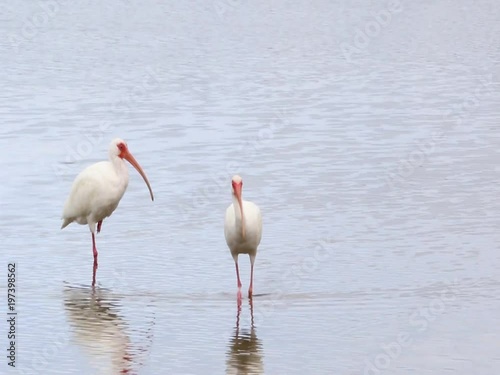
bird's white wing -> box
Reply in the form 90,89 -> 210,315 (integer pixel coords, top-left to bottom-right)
61,162 -> 111,220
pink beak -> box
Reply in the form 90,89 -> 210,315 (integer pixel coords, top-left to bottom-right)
122,150 -> 154,201
234,183 -> 245,239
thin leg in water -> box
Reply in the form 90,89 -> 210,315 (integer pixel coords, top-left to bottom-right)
248,255 -> 255,298
92,232 -> 98,267
234,258 -> 242,303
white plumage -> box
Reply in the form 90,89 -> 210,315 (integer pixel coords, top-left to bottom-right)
224,175 -> 262,300
61,138 -> 154,270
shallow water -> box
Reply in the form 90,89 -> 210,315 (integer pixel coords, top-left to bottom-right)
1,0 -> 500,374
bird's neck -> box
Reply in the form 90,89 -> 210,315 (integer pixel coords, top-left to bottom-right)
110,156 -> 129,180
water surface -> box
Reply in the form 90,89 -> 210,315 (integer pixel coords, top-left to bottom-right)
1,1 -> 500,374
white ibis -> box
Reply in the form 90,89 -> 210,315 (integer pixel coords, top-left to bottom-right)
224,175 -> 262,300
61,138 -> 154,270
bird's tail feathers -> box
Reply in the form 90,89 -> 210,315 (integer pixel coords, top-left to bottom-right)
61,218 -> 73,229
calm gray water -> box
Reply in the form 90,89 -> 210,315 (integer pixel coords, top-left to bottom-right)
1,1 -> 500,374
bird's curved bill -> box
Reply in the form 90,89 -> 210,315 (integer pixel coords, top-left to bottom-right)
123,151 -> 154,201
234,184 -> 245,239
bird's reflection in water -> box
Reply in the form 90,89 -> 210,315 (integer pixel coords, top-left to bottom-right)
63,285 -> 154,375
226,299 -> 264,375
92,261 -> 97,287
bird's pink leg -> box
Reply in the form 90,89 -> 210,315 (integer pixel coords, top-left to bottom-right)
97,220 -> 102,234
235,261 -> 242,288
248,260 -> 254,298
92,232 -> 98,267
235,261 -> 242,302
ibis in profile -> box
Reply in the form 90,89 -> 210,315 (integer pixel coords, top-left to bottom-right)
61,138 -> 154,273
